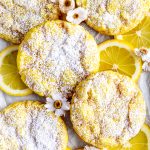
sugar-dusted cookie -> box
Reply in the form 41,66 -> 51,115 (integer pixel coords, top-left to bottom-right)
0,0 -> 60,44
76,0 -> 150,35
18,20 -> 99,98
71,71 -> 146,148
0,101 -> 68,150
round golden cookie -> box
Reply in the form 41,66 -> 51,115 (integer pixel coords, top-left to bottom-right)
70,71 -> 146,148
0,0 -> 60,44
0,101 -> 68,150
17,20 -> 99,98
76,0 -> 150,35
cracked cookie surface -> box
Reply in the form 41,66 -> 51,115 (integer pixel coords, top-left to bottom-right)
76,0 -> 150,35
70,71 -> 146,148
0,101 -> 68,150
0,0 -> 60,44
18,20 -> 99,98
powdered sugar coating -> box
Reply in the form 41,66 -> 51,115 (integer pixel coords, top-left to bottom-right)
0,0 -> 60,43
76,0 -> 150,35
0,101 -> 68,150
71,71 -> 146,148
18,20 -> 99,98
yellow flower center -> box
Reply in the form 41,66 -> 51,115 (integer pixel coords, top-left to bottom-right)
140,48 -> 148,55
73,13 -> 79,19
65,0 -> 71,7
54,100 -> 62,109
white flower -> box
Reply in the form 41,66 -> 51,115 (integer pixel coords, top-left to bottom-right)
59,0 -> 75,13
135,48 -> 150,71
134,47 -> 150,62
134,48 -> 148,57
66,7 -> 88,24
142,61 -> 150,72
45,93 -> 70,116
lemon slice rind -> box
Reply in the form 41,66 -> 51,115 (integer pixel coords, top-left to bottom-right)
98,39 -> 142,82
0,46 -> 32,96
141,124 -> 150,150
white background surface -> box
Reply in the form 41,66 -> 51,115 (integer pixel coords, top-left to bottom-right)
0,24 -> 149,149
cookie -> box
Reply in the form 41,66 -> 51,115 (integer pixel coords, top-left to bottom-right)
70,71 -> 146,148
76,0 -> 150,35
17,20 -> 99,98
0,101 -> 68,150
0,0 -> 60,44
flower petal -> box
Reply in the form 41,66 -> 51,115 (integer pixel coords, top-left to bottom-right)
45,103 -> 56,111
78,8 -> 88,19
142,62 -> 150,72
142,52 -> 150,62
62,102 -> 70,111
55,109 -> 65,116
61,97 -> 67,102
66,14 -> 82,24
46,97 -> 54,104
66,13 -> 74,22
52,92 -> 63,100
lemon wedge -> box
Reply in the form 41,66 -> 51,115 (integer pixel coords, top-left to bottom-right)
115,14 -> 150,48
98,39 -> 142,82
0,45 -> 32,96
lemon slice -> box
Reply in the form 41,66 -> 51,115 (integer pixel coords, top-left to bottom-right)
98,39 -> 142,82
115,13 -> 150,48
0,45 -> 32,96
